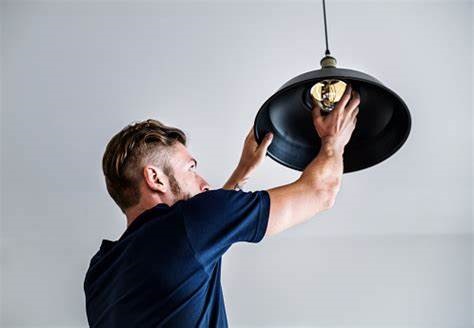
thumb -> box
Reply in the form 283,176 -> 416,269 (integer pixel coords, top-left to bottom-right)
312,102 -> 322,118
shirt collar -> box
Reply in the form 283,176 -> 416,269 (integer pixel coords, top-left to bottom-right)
100,203 -> 171,252
120,203 -> 170,240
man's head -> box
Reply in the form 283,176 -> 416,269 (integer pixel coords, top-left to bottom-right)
102,119 -> 210,216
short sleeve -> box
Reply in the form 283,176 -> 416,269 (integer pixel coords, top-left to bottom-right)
179,188 -> 270,267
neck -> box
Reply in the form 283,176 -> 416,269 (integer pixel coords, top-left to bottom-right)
125,196 -> 162,226
125,194 -> 177,227
126,203 -> 157,227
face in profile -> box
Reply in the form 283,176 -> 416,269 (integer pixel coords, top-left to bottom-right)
160,142 -> 211,203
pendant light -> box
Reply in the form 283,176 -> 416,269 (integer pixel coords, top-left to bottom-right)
253,0 -> 411,173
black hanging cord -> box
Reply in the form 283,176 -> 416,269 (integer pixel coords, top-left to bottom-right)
322,0 -> 331,55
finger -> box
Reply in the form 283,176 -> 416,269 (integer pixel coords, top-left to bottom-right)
258,132 -> 273,152
350,106 -> 359,120
336,83 -> 353,113
246,127 -> 260,148
345,90 -> 361,113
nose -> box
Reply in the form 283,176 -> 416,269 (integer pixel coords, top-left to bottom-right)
200,178 -> 211,192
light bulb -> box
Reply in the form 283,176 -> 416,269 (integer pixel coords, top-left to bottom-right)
310,79 -> 347,112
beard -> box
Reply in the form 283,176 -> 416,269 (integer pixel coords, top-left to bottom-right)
167,173 -> 192,202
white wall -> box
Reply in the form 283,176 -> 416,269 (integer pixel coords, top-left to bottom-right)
1,0 -> 472,327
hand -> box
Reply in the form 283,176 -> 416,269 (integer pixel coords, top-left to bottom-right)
238,127 -> 273,173
312,84 -> 360,154
222,127 -> 273,190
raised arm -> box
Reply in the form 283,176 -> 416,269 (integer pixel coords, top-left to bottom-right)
265,84 -> 360,236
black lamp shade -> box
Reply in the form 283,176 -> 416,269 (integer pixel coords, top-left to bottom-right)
253,67 -> 412,173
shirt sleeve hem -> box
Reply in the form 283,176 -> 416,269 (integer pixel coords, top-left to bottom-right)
251,190 -> 271,243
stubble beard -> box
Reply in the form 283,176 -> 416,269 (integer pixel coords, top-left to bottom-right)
167,173 -> 192,202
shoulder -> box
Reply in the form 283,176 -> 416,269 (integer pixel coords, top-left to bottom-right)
177,188 -> 270,223
180,188 -> 268,209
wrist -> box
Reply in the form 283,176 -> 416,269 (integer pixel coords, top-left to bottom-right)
223,165 -> 252,190
233,163 -> 253,182
320,137 -> 344,156
237,158 -> 255,172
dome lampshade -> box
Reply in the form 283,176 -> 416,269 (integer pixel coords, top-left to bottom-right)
253,1 -> 411,173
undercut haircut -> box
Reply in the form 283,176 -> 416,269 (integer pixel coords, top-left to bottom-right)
102,119 -> 186,213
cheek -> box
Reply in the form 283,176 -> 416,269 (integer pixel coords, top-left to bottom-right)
192,173 -> 203,189
180,171 -> 202,191
183,172 -> 199,189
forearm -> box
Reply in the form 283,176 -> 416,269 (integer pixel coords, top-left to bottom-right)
222,166 -> 251,190
298,137 -> 344,205
265,138 -> 344,236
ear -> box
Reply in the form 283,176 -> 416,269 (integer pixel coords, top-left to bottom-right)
143,165 -> 167,193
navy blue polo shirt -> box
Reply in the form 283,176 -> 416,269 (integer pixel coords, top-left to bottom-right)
84,188 -> 270,327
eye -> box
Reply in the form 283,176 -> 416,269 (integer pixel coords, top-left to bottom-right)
190,163 -> 196,171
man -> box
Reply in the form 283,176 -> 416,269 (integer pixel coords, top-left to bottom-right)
84,85 -> 360,327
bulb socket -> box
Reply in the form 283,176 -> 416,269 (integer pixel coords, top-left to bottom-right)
320,55 -> 337,68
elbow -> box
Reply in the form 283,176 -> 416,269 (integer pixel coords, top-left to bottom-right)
299,175 -> 342,211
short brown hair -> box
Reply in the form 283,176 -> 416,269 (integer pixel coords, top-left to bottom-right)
102,119 -> 186,213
